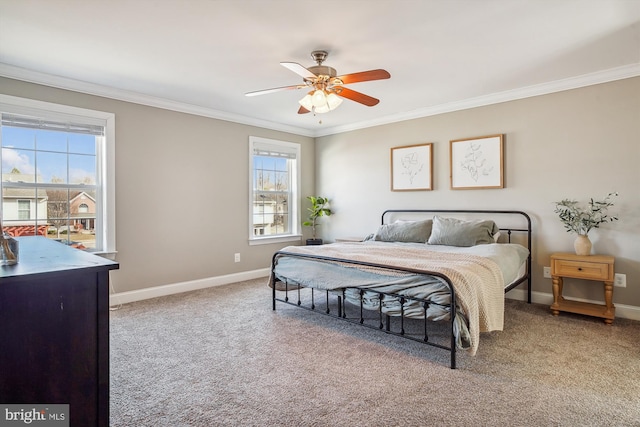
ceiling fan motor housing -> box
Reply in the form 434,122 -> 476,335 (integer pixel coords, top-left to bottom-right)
308,50 -> 337,78
307,65 -> 337,78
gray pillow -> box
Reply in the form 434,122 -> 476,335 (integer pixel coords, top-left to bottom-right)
374,219 -> 433,243
427,216 -> 499,247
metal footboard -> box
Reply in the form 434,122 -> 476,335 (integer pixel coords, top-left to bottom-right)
271,252 -> 459,369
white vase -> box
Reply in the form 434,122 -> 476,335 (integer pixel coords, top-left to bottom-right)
574,234 -> 592,256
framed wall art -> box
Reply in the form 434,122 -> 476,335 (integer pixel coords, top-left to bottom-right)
450,134 -> 504,189
391,143 -> 433,191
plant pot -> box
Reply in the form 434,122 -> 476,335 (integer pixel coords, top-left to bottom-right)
306,238 -> 323,246
574,234 -> 592,256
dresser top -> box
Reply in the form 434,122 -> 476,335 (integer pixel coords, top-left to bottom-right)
1,236 -> 118,281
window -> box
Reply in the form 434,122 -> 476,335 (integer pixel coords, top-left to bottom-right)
17,199 -> 30,220
249,136 -> 300,244
0,95 -> 116,255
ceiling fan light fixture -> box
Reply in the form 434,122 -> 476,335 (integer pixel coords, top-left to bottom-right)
313,104 -> 330,114
311,89 -> 327,107
299,93 -> 313,110
326,92 -> 343,109
300,90 -> 343,114
315,92 -> 343,113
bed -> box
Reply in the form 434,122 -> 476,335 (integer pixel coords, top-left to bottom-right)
270,209 -> 532,368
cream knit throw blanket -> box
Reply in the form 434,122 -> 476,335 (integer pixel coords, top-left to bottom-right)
276,243 -> 505,355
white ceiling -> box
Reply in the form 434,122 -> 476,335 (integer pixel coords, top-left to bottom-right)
1,0 -> 639,137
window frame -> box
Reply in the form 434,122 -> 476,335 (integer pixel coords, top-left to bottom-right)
0,94 -> 116,257
248,136 -> 301,245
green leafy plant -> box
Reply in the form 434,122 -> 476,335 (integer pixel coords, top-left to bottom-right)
554,192 -> 619,236
302,196 -> 332,239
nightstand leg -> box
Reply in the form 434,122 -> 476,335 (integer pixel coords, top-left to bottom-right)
551,276 -> 563,316
604,281 -> 614,324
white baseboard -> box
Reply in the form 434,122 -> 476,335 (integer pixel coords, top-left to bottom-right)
111,272 -> 640,322
109,268 -> 270,306
507,289 -> 640,321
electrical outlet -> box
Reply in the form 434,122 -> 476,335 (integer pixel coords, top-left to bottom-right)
234,253 -> 241,263
614,273 -> 626,288
543,266 -> 551,279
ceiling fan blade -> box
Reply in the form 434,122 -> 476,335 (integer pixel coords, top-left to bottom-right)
336,69 -> 390,85
298,106 -> 310,114
281,62 -> 317,79
245,84 -> 307,97
336,87 -> 380,107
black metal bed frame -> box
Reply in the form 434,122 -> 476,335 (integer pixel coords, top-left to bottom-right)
270,209 -> 532,369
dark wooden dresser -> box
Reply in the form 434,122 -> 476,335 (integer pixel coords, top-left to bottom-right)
0,237 -> 119,427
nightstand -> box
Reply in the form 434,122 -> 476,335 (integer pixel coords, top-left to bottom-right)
550,253 -> 615,324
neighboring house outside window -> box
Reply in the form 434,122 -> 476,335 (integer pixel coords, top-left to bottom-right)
70,192 -> 96,232
0,95 -> 116,255
249,136 -> 301,245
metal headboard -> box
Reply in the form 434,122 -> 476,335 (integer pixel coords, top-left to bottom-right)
381,209 -> 532,303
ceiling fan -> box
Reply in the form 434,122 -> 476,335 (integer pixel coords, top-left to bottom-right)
245,50 -> 391,114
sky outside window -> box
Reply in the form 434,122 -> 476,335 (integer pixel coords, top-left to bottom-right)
1,127 -> 96,184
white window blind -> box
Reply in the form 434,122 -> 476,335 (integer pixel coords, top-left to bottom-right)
252,141 -> 298,159
1,113 -> 105,136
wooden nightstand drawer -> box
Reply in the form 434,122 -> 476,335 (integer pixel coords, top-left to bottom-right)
552,259 -> 610,281
550,253 -> 614,281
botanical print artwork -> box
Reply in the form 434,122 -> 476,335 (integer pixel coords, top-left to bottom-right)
450,135 -> 503,189
391,143 -> 433,191
460,140 -> 493,182
400,151 -> 424,184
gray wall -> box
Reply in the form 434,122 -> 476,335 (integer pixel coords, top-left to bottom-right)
0,77 -> 315,293
315,77 -> 640,309
2,76 -> 638,311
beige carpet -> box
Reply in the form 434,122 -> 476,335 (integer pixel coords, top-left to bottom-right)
110,278 -> 640,426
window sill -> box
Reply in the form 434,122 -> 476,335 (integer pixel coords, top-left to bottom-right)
249,234 -> 302,246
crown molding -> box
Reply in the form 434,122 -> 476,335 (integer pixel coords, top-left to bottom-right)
2,62 -> 638,139
314,63 -> 640,137
0,63 -> 315,137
